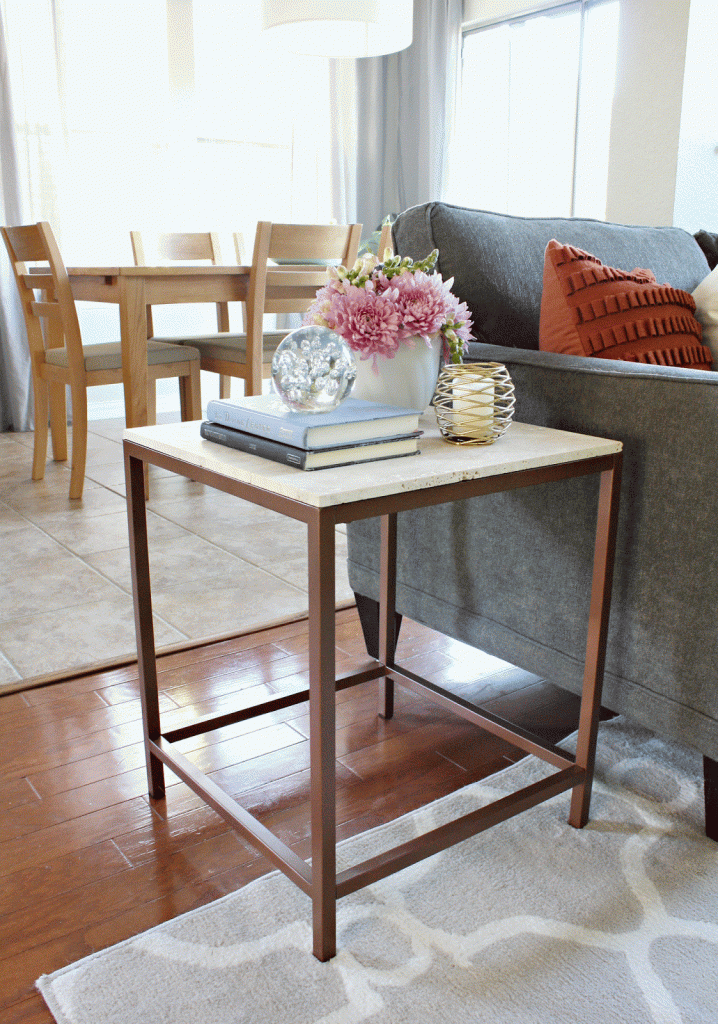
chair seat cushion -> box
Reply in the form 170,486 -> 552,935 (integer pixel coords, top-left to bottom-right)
151,330 -> 287,362
45,340 -> 200,372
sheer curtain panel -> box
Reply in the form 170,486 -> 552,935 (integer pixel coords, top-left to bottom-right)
353,0 -> 463,234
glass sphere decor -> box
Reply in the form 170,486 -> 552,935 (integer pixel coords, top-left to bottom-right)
271,325 -> 356,412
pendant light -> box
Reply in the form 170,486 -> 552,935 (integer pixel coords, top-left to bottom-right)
260,0 -> 413,58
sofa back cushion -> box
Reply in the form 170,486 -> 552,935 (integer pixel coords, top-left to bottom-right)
391,202 -> 710,350
539,239 -> 712,369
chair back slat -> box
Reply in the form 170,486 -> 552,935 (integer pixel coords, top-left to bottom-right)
2,222 -> 84,373
266,223 -> 361,265
155,232 -> 222,263
244,221 -> 362,394
378,222 -> 394,258
130,230 -> 229,337
31,301 -> 63,320
2,224 -> 49,262
23,273 -> 54,291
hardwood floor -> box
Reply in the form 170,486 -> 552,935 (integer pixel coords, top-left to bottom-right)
0,606 -> 590,1023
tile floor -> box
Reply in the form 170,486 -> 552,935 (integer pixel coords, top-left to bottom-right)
0,415 -> 354,690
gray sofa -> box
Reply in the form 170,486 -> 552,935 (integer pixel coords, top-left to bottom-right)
346,201 -> 718,838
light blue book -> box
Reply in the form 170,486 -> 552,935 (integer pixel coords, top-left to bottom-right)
205,395 -> 422,450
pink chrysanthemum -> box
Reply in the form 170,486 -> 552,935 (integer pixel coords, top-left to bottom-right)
389,270 -> 450,342
443,292 -> 474,343
328,284 -> 402,360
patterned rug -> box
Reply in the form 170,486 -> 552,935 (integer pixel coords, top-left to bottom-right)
37,718 -> 718,1024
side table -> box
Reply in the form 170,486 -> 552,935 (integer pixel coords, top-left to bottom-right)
123,416 -> 622,962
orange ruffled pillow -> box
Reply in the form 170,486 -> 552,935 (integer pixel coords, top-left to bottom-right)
539,239 -> 712,369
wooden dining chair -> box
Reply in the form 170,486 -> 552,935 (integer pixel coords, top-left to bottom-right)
132,223 -> 362,399
130,230 -> 243,401
378,221 -> 394,258
234,221 -> 363,396
2,221 -> 201,500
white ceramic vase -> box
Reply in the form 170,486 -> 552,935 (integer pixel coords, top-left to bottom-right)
351,335 -> 442,411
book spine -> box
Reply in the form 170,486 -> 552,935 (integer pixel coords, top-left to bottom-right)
205,400 -> 307,447
200,421 -> 309,468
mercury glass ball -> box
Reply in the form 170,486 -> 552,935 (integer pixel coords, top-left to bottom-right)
271,325 -> 357,413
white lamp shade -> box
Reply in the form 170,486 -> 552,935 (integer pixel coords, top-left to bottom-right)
261,0 -> 413,58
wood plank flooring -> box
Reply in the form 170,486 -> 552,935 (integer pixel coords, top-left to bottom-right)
0,606 -> 593,1023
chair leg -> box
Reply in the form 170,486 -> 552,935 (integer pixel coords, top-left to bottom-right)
219,374 -> 231,400
147,380 -> 157,426
49,383 -> 68,462
68,385 -> 88,500
179,362 -> 202,421
31,376 -> 50,481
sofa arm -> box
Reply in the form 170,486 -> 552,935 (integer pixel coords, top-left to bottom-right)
468,341 -> 718,445
347,342 -> 718,759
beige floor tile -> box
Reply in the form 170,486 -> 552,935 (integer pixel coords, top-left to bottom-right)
153,489 -> 286,537
0,594 -> 184,679
0,502 -> 31,536
267,533 -> 353,598
0,651 -> 21,685
37,506 -> 189,558
0,550 -> 128,623
86,531 -> 263,595
148,563 -> 311,639
0,526 -> 75,582
1,413 -> 363,682
2,466 -> 104,512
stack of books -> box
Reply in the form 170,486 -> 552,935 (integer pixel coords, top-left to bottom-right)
200,395 -> 423,471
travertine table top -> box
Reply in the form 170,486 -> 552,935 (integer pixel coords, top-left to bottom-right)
124,416 -> 622,510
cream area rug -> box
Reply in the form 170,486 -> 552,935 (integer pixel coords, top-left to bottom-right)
37,719 -> 718,1024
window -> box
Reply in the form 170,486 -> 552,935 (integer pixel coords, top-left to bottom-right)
3,0 -> 334,416
447,1 -> 620,219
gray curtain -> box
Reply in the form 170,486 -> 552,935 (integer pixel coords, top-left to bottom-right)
0,5 -> 30,432
353,0 -> 463,235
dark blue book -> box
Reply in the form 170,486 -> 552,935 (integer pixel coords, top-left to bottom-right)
200,420 -> 421,471
204,395 -> 421,450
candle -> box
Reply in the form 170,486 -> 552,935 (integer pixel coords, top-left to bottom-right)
451,374 -> 494,440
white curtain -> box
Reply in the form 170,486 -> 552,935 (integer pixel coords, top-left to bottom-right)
332,0 -> 463,235
0,2 -> 30,431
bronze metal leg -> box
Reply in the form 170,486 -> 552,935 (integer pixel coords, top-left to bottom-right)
569,456 -> 623,827
379,513 -> 398,720
125,451 -> 165,798
308,512 -> 337,961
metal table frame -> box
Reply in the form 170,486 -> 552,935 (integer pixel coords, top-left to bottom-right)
124,432 -> 622,962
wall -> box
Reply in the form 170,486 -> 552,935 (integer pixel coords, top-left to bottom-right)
605,0 -> 690,226
673,0 -> 718,231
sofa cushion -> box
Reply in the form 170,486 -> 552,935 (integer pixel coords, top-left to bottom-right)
391,203 -> 710,351
539,240 -> 712,369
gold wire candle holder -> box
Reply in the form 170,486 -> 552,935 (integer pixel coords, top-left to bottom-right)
434,362 -> 516,445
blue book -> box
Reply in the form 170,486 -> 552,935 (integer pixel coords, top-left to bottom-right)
204,395 -> 422,450
200,421 -> 421,470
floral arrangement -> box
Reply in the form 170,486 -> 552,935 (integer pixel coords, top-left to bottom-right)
304,249 -> 474,367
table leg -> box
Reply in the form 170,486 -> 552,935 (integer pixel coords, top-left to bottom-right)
125,450 -> 165,798
118,274 -> 149,430
379,513 -> 398,720
308,513 -> 337,961
569,457 -> 622,828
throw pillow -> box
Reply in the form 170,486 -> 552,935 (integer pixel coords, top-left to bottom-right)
692,265 -> 718,367
539,239 -> 712,369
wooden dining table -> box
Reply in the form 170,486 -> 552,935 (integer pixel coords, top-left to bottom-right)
67,264 -> 251,429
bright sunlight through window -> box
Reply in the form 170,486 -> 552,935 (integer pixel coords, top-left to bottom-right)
447,1 -> 620,220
